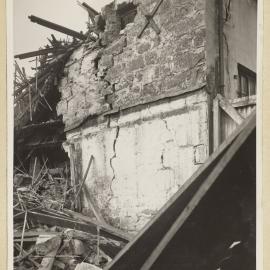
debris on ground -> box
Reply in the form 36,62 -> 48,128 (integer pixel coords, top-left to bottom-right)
13,166 -> 128,270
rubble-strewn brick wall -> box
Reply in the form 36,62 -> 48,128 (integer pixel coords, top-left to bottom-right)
57,0 -> 207,128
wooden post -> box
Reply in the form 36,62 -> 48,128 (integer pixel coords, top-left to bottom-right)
69,143 -> 82,212
69,144 -> 76,191
213,97 -> 220,151
74,155 -> 94,202
35,57 -> 38,94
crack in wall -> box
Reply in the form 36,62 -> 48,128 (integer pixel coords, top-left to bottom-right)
162,118 -> 178,147
110,125 -> 120,182
159,118 -> 177,173
107,126 -> 120,206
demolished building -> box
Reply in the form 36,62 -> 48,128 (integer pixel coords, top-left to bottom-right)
13,0 -> 257,269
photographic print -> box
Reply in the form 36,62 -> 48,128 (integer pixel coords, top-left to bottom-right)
10,0 -> 258,269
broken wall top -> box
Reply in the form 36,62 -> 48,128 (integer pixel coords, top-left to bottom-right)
57,0 -> 207,130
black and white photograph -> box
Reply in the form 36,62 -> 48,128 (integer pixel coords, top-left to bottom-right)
10,0 -> 259,269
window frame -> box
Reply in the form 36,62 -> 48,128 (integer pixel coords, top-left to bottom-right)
237,63 -> 256,97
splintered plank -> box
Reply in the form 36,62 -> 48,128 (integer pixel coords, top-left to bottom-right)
29,15 -> 86,40
15,47 -> 66,60
14,209 -> 131,244
38,236 -> 62,270
14,45 -> 80,97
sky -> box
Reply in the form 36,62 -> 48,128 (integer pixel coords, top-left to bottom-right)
13,0 -> 113,75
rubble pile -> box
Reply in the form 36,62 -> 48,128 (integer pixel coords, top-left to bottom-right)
13,227 -> 122,270
13,165 -> 128,270
14,167 -> 72,211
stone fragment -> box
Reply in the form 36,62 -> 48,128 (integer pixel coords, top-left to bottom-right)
137,42 -> 151,54
97,81 -> 110,94
128,55 -> 145,72
56,100 -> 68,116
144,51 -> 158,65
106,36 -> 127,56
100,54 -> 114,68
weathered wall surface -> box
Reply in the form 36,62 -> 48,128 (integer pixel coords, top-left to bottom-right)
57,0 -> 212,233
66,90 -> 209,233
57,0 -> 207,129
56,47 -> 111,128
223,0 -> 257,99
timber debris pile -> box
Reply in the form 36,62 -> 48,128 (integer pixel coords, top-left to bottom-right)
13,161 -> 129,269
13,152 -> 129,270
13,160 -> 129,270
13,2 -> 131,269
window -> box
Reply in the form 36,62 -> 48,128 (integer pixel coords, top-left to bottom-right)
238,64 -> 256,97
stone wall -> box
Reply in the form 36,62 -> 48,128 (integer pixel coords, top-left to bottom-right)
57,0 -> 207,129
55,0 -> 214,233
65,89 -> 209,233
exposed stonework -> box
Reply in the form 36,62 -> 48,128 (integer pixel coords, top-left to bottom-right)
57,0 -> 207,129
57,0 -> 211,233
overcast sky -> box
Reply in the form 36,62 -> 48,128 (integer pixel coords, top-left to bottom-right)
14,0 -> 113,75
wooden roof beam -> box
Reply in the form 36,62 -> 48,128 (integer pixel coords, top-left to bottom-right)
28,15 -> 87,40
14,47 -> 66,60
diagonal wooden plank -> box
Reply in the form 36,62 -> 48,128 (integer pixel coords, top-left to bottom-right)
137,0 -> 164,38
138,7 -> 160,37
213,97 -> 221,150
217,94 -> 244,125
29,15 -> 86,40
14,209 -> 131,244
